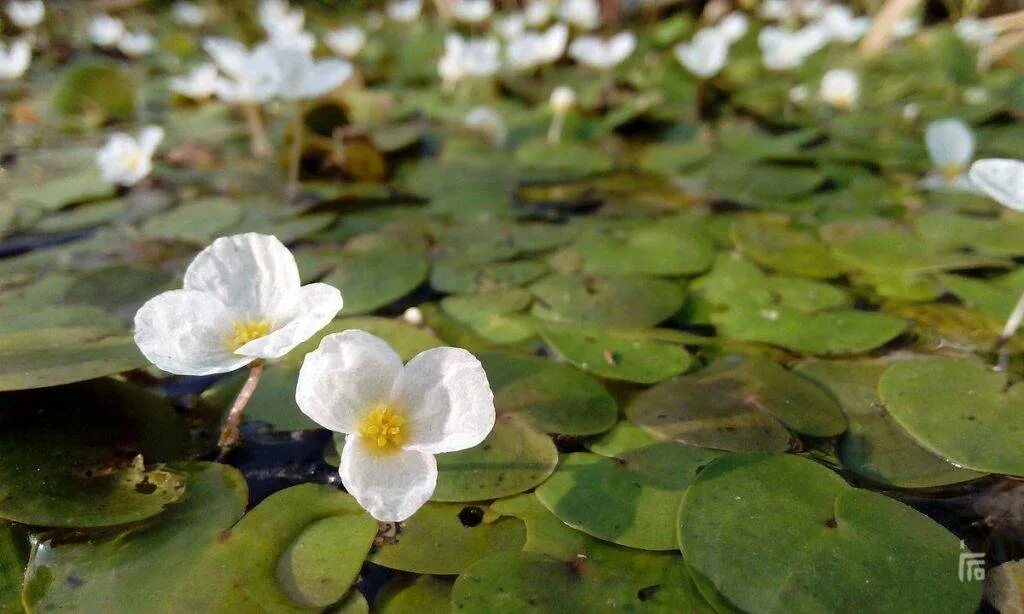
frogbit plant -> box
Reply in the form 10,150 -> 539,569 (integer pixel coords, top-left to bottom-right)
88,14 -> 125,49
95,125 -> 164,186
922,118 -> 976,190
547,84 -> 575,144
820,68 -> 859,110
133,233 -> 343,451
5,0 -> 44,30
0,38 -> 31,80
296,329 -> 496,522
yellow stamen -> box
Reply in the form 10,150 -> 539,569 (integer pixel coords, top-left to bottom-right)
358,404 -> 407,452
940,164 -> 963,182
227,318 -> 272,350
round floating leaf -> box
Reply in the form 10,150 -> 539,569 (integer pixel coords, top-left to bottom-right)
638,140 -> 710,175
8,168 -> 115,212
1,524 -> 24,612
431,259 -> 548,294
539,323 -> 695,384
830,229 -> 1008,274
699,254 -> 850,314
914,211 -> 1024,258
375,576 -> 452,614
531,273 -> 685,327
0,326 -> 146,392
367,502 -> 526,575
321,234 -> 429,315
52,63 -> 136,123
627,355 -> 846,452
440,289 -> 535,344
678,454 -> 982,613
513,140 -> 614,178
731,216 -> 842,279
140,199 -> 244,242
571,225 -> 715,277
878,358 -> 1024,476
795,359 -> 983,488
535,423 -> 726,550
0,380 -> 190,527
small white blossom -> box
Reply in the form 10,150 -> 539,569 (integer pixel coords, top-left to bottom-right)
96,126 -> 163,186
296,330 -> 495,522
204,37 -> 281,104
387,0 -> 422,23
559,0 -> 599,30
550,84 -> 575,113
452,0 -> 492,24
712,11 -> 749,44
495,13 -> 526,40
88,14 -> 125,48
438,34 -> 500,87
925,118 -> 975,185
788,84 -> 809,105
135,233 -> 343,376
819,68 -> 858,109
118,30 -> 155,57
799,0 -> 828,19
506,23 -> 567,70
5,0 -> 43,29
969,159 -> 1024,211
817,5 -> 870,43
569,31 -> 635,69
325,25 -> 366,58
265,44 -> 353,101
259,0 -> 302,38
172,1 -> 206,27
465,106 -> 507,145
902,102 -> 920,123
758,0 -> 792,21
674,28 -> 729,79
0,38 -> 30,79
524,0 -> 552,26
171,63 -> 219,100
954,17 -> 996,47
892,16 -> 920,40
758,25 -> 826,71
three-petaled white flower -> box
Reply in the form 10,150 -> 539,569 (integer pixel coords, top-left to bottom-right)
496,13 -> 526,40
296,330 -> 495,522
452,0 -> 492,24
464,106 -> 507,146
387,0 -> 422,23
817,5 -> 870,43
954,17 -> 996,47
524,0 -> 552,26
819,68 -> 858,110
204,37 -> 282,104
172,1 -> 207,27
134,233 -> 343,376
171,63 -> 219,100
923,118 -> 975,189
674,28 -> 729,79
569,31 -> 635,69
506,23 -> 567,71
712,12 -> 749,44
5,0 -> 44,29
88,14 -> 125,48
438,34 -> 500,88
0,38 -> 31,80
266,45 -> 353,101
559,0 -> 599,30
118,30 -> 155,57
758,25 -> 827,71
969,159 -> 1024,212
326,25 -> 366,58
95,126 -> 163,186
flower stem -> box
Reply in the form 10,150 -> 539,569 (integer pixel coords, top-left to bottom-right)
695,79 -> 706,122
218,360 -> 264,456
546,111 -> 565,145
243,104 -> 271,159
994,289 -> 1024,373
287,101 -> 304,200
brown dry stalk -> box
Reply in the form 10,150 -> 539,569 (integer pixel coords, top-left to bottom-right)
859,0 -> 922,57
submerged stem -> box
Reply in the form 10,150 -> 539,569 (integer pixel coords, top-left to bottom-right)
218,360 -> 264,456
994,289 -> 1024,373
243,104 -> 271,158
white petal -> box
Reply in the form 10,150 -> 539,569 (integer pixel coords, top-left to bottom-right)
137,126 -> 164,157
390,347 -> 495,454
925,119 -> 974,169
236,282 -> 343,359
203,37 -> 248,77
183,233 -> 301,321
969,159 -> 1024,212
339,436 -> 437,522
133,289 -> 251,376
295,329 -> 404,434
299,59 -> 352,98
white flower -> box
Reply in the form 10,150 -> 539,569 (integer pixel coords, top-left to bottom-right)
325,25 -> 367,59
496,13 -> 526,40
524,0 -> 552,26
452,0 -> 492,24
569,31 -> 635,69
674,28 -> 729,79
465,106 -> 507,145
259,0 -> 303,38
712,11 -> 749,44
892,16 -> 920,40
954,17 -> 996,47
0,38 -> 31,80
118,30 -> 155,57
204,37 -> 281,104
5,0 -> 43,29
96,126 -> 163,186
550,84 -> 575,112
172,1 -> 207,27
969,159 -> 1024,211
799,0 -> 828,19
559,0 -> 599,30
758,0 -> 792,21
296,330 -> 495,521
171,63 -> 219,100
758,25 -> 826,71
925,118 -> 974,181
438,34 -> 500,87
964,86 -> 989,105
789,83 -> 809,105
263,44 -> 353,101
902,102 -> 920,122
88,14 -> 125,48
387,0 -> 422,23
820,68 -> 858,109
135,233 -> 344,376
506,23 -> 567,70
817,5 -> 870,43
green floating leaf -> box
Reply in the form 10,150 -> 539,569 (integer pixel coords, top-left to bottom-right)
514,140 -> 615,179
140,198 -> 244,242
915,211 -> 1024,258
699,253 -> 850,314
637,140 -> 710,175
678,454 -> 982,613
539,323 -> 696,384
627,355 -> 846,452
830,229 -> 1008,275
1,524 -> 24,612
431,258 -> 548,294
52,63 -> 136,123
531,273 -> 686,328
368,502 -> 526,575
796,359 -> 983,488
570,224 -> 715,277
7,168 -> 115,212
731,216 -> 843,279
535,423 -> 726,550
879,358 -> 1024,476
375,576 -> 452,614
276,514 -> 378,608
0,379 -> 190,527
0,326 -> 146,392
440,289 -> 535,344
322,234 -> 429,315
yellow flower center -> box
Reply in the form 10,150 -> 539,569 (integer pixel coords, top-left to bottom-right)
358,404 -> 407,451
227,318 -> 272,351
940,164 -> 963,182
